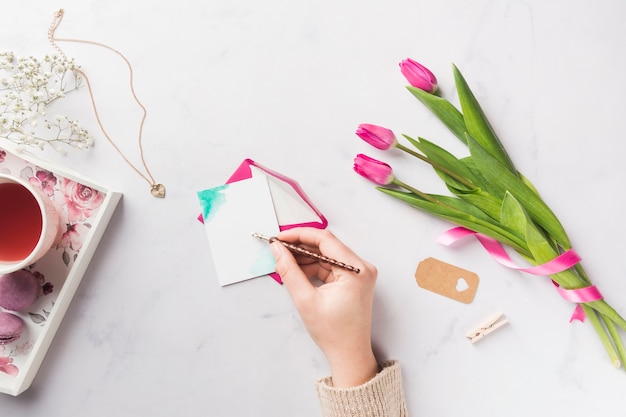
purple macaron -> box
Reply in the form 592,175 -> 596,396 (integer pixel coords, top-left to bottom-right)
0,311 -> 25,344
0,269 -> 40,311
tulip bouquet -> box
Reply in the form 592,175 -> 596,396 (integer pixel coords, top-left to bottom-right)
353,58 -> 626,368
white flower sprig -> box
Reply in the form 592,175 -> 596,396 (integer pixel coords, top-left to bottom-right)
0,51 -> 93,153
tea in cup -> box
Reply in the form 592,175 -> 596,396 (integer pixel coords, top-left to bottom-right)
0,174 -> 61,274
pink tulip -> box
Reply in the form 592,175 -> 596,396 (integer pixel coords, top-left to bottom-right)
399,58 -> 438,93
355,124 -> 397,150
353,154 -> 394,185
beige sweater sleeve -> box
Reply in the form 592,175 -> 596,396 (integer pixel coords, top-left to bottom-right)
315,360 -> 408,417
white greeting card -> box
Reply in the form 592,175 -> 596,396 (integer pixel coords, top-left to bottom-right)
197,175 -> 279,286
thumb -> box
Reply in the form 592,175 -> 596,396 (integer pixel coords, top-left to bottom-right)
270,241 -> 315,303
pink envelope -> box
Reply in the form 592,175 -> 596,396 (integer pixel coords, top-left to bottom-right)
198,159 -> 328,284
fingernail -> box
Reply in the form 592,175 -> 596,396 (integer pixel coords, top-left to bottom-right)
270,241 -> 281,260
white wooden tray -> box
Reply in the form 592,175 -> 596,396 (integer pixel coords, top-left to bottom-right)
0,143 -> 122,396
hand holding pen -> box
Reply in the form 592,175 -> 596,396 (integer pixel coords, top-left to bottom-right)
267,227 -> 379,388
253,233 -> 360,273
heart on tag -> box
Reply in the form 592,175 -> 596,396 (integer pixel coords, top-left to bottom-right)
414,257 -> 479,304
151,183 -> 166,198
456,278 -> 470,292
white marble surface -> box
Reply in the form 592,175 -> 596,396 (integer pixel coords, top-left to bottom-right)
2,0 -> 626,415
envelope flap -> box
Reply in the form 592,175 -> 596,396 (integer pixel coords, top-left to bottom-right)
225,158 -> 255,184
248,166 -> 321,227
198,159 -> 328,230
246,160 -> 327,230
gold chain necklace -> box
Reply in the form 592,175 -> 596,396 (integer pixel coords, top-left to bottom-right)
48,9 -> 166,198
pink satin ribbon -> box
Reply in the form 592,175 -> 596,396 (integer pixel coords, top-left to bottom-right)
552,282 -> 603,323
437,227 -> 603,322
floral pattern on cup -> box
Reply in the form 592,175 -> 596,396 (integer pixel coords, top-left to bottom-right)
10,166 -> 105,267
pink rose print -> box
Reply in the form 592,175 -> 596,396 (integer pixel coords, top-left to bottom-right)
0,150 -> 6,163
61,178 -> 104,223
0,356 -> 19,377
28,170 -> 58,197
59,223 -> 91,252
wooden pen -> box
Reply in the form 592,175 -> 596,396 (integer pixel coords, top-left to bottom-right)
252,232 -> 360,274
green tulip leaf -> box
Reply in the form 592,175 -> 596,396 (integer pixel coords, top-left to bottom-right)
456,189 -> 506,222
406,86 -> 468,144
466,134 -> 571,248
452,64 -> 517,174
403,135 -> 477,191
377,187 -> 528,254
459,156 -> 502,196
500,192 -> 529,237
518,171 -> 541,196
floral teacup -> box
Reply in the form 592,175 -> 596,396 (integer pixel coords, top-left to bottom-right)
0,174 -> 61,274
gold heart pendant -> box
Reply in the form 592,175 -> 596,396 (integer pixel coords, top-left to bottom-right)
151,183 -> 166,198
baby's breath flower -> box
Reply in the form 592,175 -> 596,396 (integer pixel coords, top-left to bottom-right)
0,50 -> 90,152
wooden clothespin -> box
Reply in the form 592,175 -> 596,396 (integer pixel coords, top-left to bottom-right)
466,312 -> 508,343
